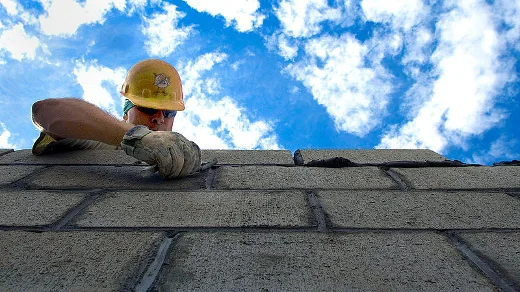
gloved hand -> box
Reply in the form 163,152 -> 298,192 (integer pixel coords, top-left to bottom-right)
121,125 -> 201,179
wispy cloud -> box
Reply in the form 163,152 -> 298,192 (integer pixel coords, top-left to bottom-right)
274,0 -> 342,38
495,0 -> 520,50
0,23 -> 40,61
0,0 -> 19,15
142,3 -> 192,57
73,60 -> 127,117
38,0 -> 124,36
183,0 -> 264,32
180,52 -> 227,96
265,33 -> 299,60
378,0 -> 512,153
175,52 -> 281,149
287,33 -> 393,136
361,0 -> 427,31
272,0 -> 394,136
471,135 -> 519,165
0,123 -> 18,149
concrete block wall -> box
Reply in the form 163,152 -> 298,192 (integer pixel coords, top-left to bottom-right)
0,148 -> 519,291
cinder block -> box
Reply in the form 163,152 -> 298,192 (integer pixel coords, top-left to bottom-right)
0,165 -> 43,185
297,149 -> 448,164
0,190 -> 86,226
0,149 -> 13,156
0,149 -> 141,165
394,166 -> 520,189
0,231 -> 162,291
458,232 -> 520,284
75,190 -> 311,228
319,190 -> 520,229
202,150 -> 293,165
27,166 -> 207,190
156,232 -> 494,291
215,166 -> 397,190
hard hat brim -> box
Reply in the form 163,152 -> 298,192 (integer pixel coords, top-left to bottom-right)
123,93 -> 185,111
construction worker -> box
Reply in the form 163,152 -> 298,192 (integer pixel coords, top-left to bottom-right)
31,59 -> 201,179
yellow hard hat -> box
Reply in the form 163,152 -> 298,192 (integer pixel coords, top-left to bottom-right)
120,59 -> 184,111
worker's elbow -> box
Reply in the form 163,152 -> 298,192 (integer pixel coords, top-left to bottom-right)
32,98 -> 56,130
32,100 -> 44,116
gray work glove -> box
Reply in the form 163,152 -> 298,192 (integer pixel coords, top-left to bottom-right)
121,125 -> 201,179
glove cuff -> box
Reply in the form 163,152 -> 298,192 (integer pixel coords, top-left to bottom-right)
123,125 -> 152,142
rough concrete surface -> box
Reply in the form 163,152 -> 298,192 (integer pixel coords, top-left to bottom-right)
0,148 -> 13,156
215,166 -> 398,190
0,149 -> 142,165
0,165 -> 42,185
1,148 -> 519,291
0,231 -> 163,292
394,166 -> 520,189
298,149 -> 448,164
156,231 -> 495,291
458,232 -> 520,284
319,190 -> 520,229
27,165 -> 207,190
201,149 -> 294,165
75,190 -> 311,228
0,190 -> 86,226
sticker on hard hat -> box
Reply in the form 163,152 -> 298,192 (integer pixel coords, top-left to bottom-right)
154,73 -> 170,88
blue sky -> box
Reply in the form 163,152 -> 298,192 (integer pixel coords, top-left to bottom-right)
0,0 -> 518,165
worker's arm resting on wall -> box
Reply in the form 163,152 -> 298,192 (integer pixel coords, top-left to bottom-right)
32,98 -> 132,146
32,98 -> 200,178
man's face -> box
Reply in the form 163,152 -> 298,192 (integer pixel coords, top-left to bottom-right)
125,106 -> 174,131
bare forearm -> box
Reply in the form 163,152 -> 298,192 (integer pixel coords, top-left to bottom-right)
32,98 -> 133,146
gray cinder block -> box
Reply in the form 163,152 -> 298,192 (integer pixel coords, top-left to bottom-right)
75,190 -> 312,228
215,166 -> 398,190
156,232 -> 495,291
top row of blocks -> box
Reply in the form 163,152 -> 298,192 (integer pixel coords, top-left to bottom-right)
0,149 -> 449,166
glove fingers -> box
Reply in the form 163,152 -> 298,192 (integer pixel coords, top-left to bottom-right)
124,128 -> 201,179
163,144 -> 184,179
125,144 -> 155,165
176,139 -> 201,177
185,141 -> 201,174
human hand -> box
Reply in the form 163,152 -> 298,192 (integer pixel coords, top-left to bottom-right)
121,125 -> 201,179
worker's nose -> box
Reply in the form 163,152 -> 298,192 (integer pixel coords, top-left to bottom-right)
151,110 -> 165,124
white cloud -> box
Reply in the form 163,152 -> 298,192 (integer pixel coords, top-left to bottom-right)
142,3 -> 192,57
0,123 -> 18,149
277,34 -> 299,60
0,0 -> 18,15
360,0 -> 432,81
175,52 -> 281,149
0,0 -> 38,25
494,0 -> 520,51
38,0 -> 124,36
361,0 -> 427,31
230,59 -> 244,71
180,96 -> 279,149
0,23 -> 40,61
73,61 -> 127,117
183,0 -> 264,32
179,52 -> 227,96
378,0 -> 511,152
275,0 -> 342,38
286,33 -> 393,136
471,136 -> 519,165
125,0 -> 151,14
402,27 -> 433,68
